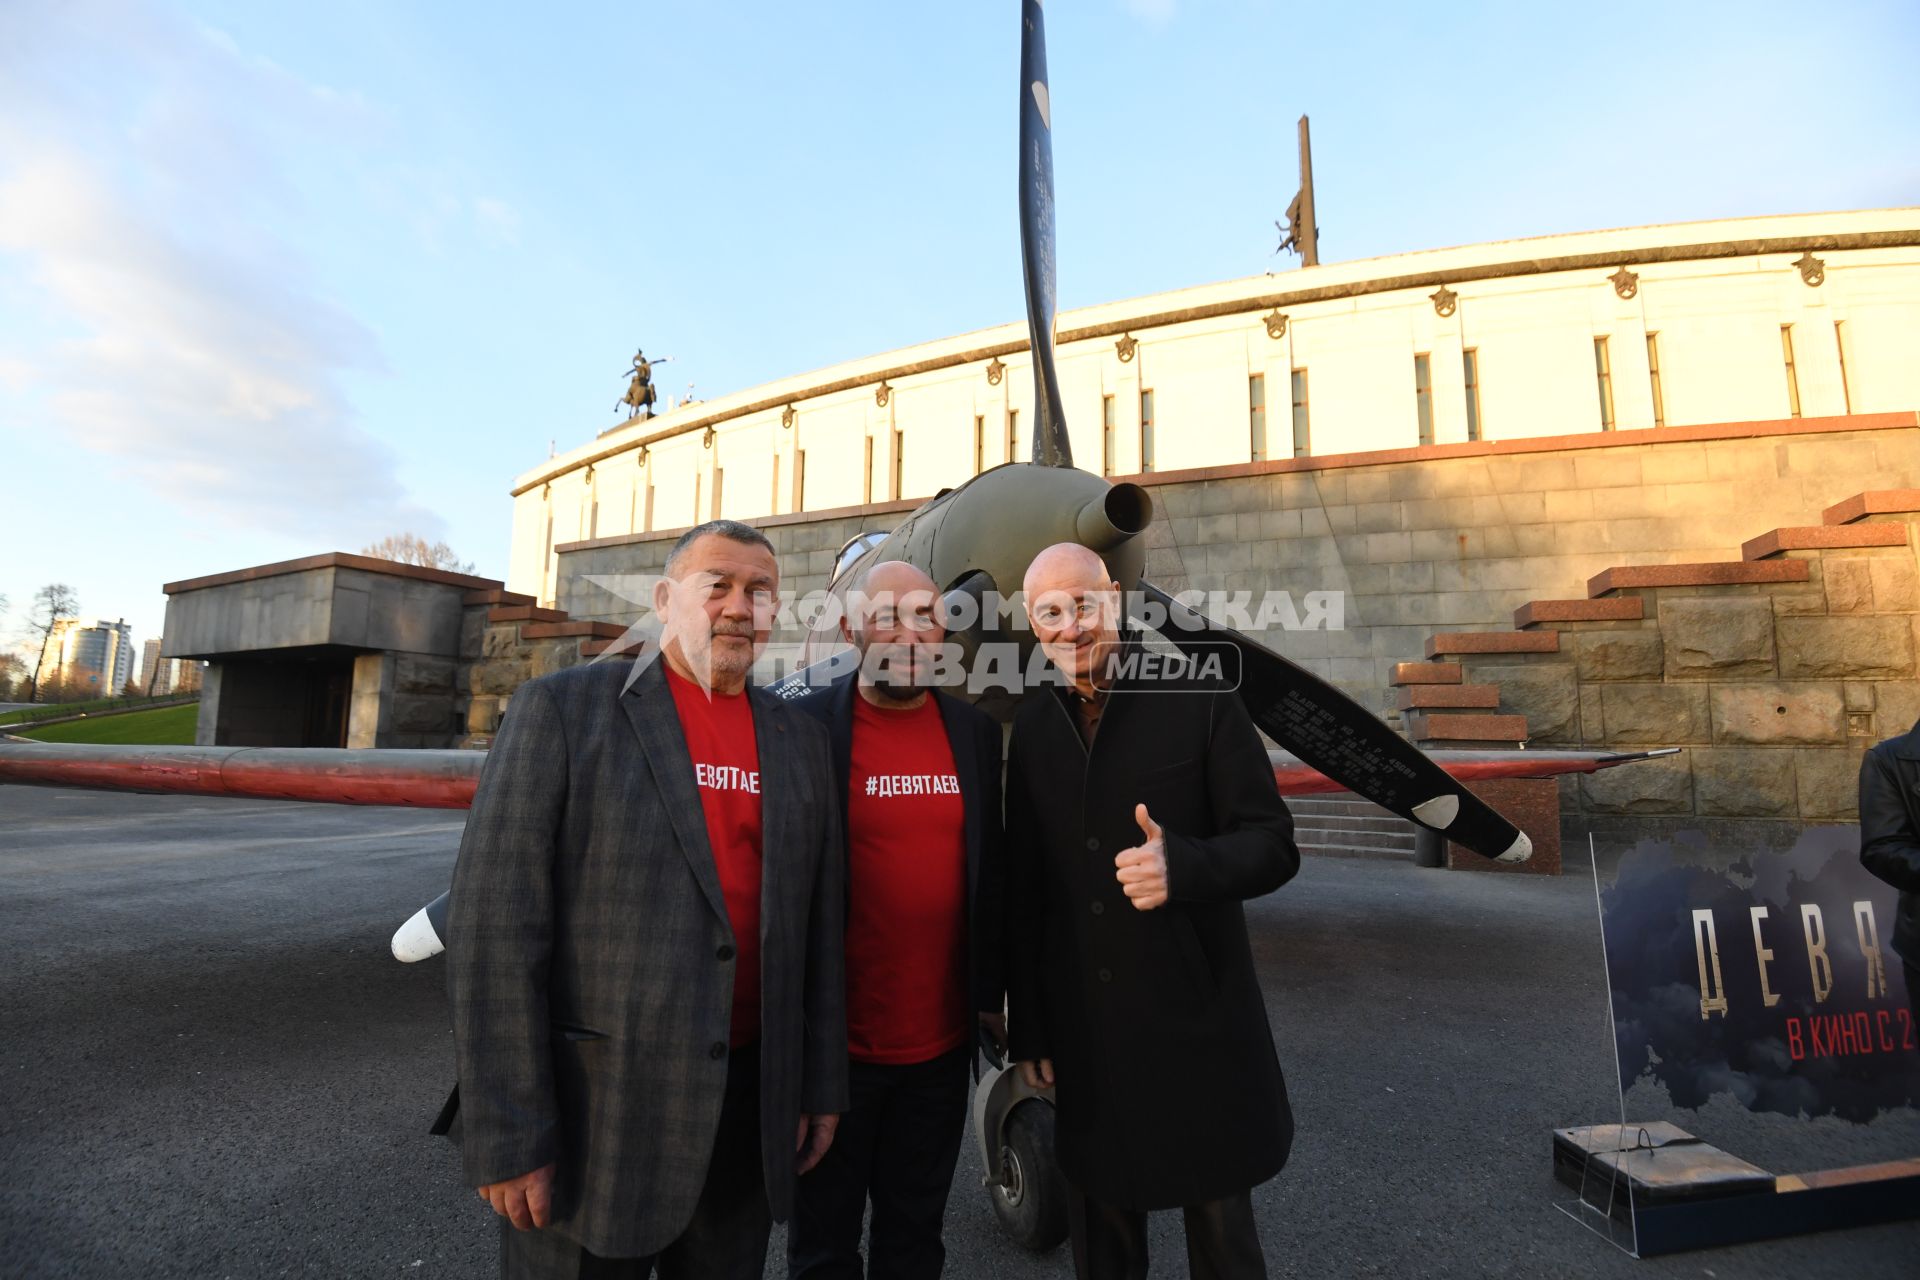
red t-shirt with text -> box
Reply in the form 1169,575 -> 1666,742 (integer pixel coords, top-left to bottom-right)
845,694 -> 969,1065
665,664 -> 763,1048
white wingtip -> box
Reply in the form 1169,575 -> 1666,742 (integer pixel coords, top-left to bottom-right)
1411,794 -> 1460,829
391,906 -> 445,963
1495,831 -> 1534,864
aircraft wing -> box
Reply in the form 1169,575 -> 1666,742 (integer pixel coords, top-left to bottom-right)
0,739 -> 1670,806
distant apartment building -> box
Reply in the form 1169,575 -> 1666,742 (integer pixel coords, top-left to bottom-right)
39,618 -> 137,698
138,635 -> 204,696
140,637 -> 165,694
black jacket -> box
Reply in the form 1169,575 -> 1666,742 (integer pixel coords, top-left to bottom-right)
1005,629 -> 1300,1210
1860,718 -> 1920,967
792,672 -> 1009,1020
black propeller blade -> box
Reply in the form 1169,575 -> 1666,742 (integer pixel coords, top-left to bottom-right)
1135,580 -> 1532,863
1019,0 -> 1071,468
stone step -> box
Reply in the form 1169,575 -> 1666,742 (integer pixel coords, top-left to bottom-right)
1395,683 -> 1501,710
1293,814 -> 1415,836
489,604 -> 569,624
1425,631 -> 1560,659
1740,523 -> 1909,559
464,587 -> 537,608
1296,838 -> 1416,860
581,635 -> 650,657
521,620 -> 628,640
1824,489 -> 1920,525
1286,796 -> 1400,820
1586,560 -> 1809,597
1390,661 -> 1464,686
1404,711 -> 1529,743
1513,598 -> 1644,628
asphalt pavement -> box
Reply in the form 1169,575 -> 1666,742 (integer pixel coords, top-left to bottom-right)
1,783 -> 1914,1278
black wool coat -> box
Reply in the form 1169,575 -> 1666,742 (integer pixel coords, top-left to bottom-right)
1860,716 -> 1920,967
1005,631 -> 1300,1210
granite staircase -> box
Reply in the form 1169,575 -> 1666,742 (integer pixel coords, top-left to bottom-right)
460,588 -> 631,741
1391,488 -> 1920,827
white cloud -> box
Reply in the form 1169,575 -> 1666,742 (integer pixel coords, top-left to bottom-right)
1124,0 -> 1179,24
474,196 -> 522,249
0,0 -> 443,545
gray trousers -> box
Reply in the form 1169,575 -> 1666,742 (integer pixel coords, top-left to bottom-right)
501,1046 -> 770,1280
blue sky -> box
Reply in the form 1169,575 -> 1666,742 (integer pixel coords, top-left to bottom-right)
1,0 -> 1916,663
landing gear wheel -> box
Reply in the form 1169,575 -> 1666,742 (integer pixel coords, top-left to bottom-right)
991,1101 -> 1069,1251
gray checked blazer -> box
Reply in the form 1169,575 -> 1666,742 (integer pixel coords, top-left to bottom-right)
445,654 -> 849,1259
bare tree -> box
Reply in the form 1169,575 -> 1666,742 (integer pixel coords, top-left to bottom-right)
360,533 -> 477,575
0,652 -> 26,702
26,583 -> 79,703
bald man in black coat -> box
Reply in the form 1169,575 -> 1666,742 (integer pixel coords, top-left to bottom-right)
1006,543 -> 1298,1280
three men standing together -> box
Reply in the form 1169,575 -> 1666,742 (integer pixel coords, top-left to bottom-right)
446,521 -> 1298,1278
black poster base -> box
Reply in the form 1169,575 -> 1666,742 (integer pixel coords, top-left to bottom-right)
1554,1123 -> 1920,1256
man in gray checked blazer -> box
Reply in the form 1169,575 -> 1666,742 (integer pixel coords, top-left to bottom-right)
446,519 -> 849,1278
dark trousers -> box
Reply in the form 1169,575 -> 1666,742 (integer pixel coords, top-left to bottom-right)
787,1044 -> 971,1279
502,1045 -> 770,1280
1067,1182 -> 1266,1280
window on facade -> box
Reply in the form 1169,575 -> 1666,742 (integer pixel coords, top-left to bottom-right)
693,473 -> 702,521
1139,389 -> 1155,472
863,436 -> 875,503
1781,325 -> 1802,418
1102,394 -> 1116,475
710,467 -> 724,519
794,451 -> 807,510
770,456 -> 781,514
1007,409 -> 1020,464
1835,321 -> 1853,413
1645,333 -> 1666,428
643,483 -> 655,531
973,415 -> 985,474
1413,354 -> 1433,447
1250,374 -> 1268,461
892,427 -> 904,500
1289,369 -> 1309,457
1593,337 -> 1616,430
1462,349 -> 1482,442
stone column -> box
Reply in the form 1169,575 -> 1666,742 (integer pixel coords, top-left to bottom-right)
347,653 -> 391,749
194,663 -> 224,746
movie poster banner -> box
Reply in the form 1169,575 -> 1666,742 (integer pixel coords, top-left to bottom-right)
1602,825 -> 1917,1120
1561,825 -> 1920,1256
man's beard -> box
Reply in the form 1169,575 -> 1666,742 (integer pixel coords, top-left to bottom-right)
685,624 -> 757,684
865,646 -> 927,701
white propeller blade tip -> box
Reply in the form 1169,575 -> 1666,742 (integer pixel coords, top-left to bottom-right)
1495,831 -> 1534,864
391,906 -> 445,963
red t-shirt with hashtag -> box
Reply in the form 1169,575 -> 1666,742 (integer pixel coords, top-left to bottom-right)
845,693 -> 969,1065
665,663 -> 762,1048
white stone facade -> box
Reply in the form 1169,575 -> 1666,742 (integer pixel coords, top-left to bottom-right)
508,209 -> 1920,606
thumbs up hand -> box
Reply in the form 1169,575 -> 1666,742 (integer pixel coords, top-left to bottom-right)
1114,803 -> 1169,911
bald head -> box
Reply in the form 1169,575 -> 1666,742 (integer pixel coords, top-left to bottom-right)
860,559 -> 938,599
844,560 -> 945,704
1023,542 -> 1112,599
1023,542 -> 1122,693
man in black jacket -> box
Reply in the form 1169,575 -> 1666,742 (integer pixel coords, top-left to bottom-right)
1006,542 -> 1298,1280
788,560 -> 1008,1279
1860,717 -> 1920,1017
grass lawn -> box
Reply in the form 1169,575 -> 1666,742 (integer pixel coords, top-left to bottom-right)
15,703 -> 200,745
0,696 -> 198,726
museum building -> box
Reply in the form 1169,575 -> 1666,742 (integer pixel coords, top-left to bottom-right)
165,208 -> 1920,851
